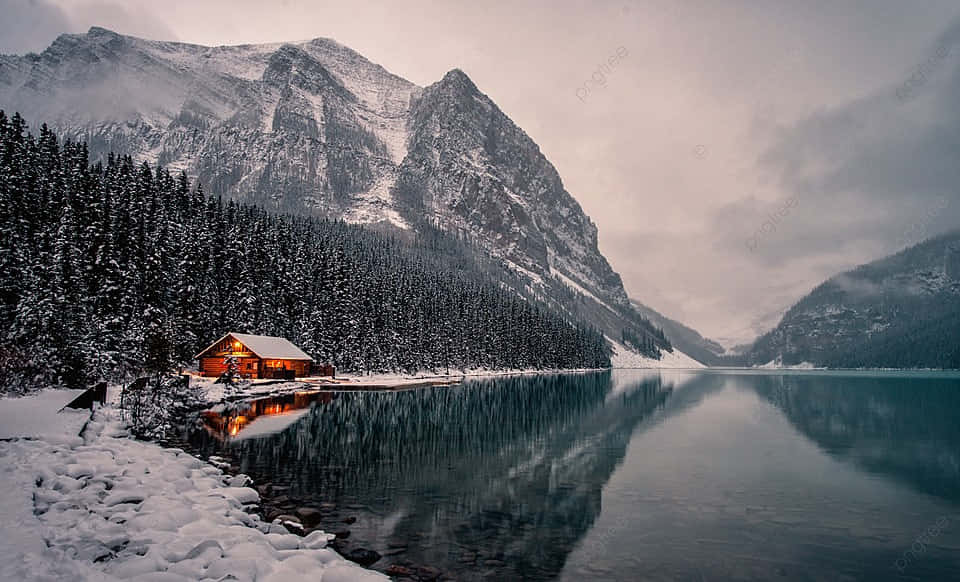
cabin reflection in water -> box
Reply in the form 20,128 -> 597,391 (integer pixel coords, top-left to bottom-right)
202,391 -> 335,439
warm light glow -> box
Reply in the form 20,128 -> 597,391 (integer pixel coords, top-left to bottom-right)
201,392 -> 335,440
225,415 -> 248,437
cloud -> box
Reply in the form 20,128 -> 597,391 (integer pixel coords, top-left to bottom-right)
0,0 -> 177,55
829,273 -> 884,298
0,0 -> 71,53
758,17 -> 960,261
644,11 -> 960,343
51,1 -> 177,42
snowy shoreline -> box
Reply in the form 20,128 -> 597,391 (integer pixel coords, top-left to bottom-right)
196,366 -> 616,404
0,390 -> 387,581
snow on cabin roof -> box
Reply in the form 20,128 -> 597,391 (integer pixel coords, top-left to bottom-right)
195,332 -> 315,361
231,333 -> 315,361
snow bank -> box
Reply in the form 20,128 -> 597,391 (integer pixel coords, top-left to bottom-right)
756,360 -> 819,370
0,393 -> 387,582
332,367 -> 602,387
0,388 -> 90,440
197,378 -> 309,404
610,341 -> 706,369
187,366 -> 612,404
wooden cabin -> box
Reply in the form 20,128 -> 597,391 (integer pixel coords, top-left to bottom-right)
195,332 -> 327,379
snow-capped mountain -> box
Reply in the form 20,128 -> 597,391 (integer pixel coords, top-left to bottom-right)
747,230 -> 960,368
0,27 -> 417,224
0,27 -> 677,358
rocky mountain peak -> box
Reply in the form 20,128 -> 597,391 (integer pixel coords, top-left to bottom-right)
86,25 -> 121,38
263,44 -> 355,101
438,68 -> 478,91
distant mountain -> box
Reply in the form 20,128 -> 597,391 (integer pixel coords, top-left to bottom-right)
631,300 -> 724,365
0,27 -> 670,357
747,231 -> 960,369
712,307 -> 787,355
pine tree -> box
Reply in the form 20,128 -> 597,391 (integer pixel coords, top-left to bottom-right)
0,113 -> 612,392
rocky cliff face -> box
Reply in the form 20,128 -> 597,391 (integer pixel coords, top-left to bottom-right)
397,69 -> 628,306
0,27 -> 673,356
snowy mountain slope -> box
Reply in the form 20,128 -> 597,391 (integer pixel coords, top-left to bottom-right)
610,341 -> 705,369
397,69 -> 628,304
631,300 -> 724,365
747,230 -> 960,368
0,27 -> 670,356
0,27 -> 416,224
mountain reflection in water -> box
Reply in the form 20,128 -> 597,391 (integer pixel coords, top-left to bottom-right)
183,370 -> 960,581
186,372 -> 673,579
750,372 -> 960,503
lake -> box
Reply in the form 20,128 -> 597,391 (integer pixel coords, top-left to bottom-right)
182,370 -> 960,581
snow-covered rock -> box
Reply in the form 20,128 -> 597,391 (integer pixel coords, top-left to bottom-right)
756,359 -> 818,370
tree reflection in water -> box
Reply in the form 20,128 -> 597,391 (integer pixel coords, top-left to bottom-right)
185,372 -> 674,580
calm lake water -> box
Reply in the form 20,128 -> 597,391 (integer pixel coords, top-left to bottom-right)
183,370 -> 960,581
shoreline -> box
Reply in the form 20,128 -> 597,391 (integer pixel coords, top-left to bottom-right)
195,366 -> 611,404
0,390 -> 388,581
169,381 -> 469,579
163,437 -> 454,580
192,365 -> 960,420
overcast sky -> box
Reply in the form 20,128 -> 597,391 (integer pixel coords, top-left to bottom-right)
4,0 -> 960,346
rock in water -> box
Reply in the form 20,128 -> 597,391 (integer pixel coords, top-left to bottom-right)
345,548 -> 382,567
295,507 -> 323,526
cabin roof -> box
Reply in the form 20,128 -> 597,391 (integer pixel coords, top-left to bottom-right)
195,332 -> 315,361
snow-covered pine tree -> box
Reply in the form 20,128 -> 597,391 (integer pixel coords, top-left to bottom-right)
0,113 -> 611,392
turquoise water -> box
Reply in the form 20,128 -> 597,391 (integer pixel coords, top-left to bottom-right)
186,370 -> 960,580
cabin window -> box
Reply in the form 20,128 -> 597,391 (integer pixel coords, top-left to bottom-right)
247,363 -> 254,370
217,338 -> 250,356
